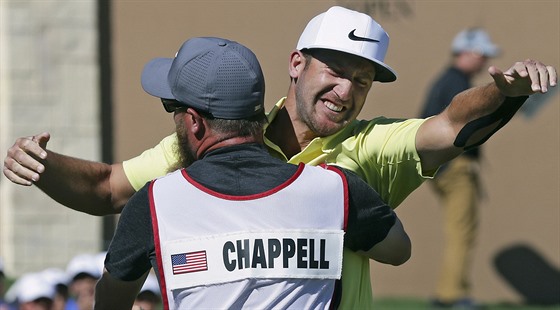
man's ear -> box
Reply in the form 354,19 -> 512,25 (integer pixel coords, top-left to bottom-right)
289,50 -> 307,79
185,108 -> 207,138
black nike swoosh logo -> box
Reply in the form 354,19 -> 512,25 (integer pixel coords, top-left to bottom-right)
348,29 -> 379,43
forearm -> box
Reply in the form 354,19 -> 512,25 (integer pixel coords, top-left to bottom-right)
448,83 -> 503,124
95,269 -> 147,310
35,150 -> 118,215
417,59 -> 556,172
363,218 -> 411,266
418,83 -> 527,171
448,83 -> 527,149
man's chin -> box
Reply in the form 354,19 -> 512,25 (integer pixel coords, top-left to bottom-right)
312,123 -> 346,137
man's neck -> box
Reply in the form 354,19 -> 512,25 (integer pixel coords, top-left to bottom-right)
265,107 -> 301,159
453,57 -> 477,77
265,96 -> 317,159
198,135 -> 263,159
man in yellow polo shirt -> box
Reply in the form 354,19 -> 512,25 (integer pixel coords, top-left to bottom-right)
3,6 -> 557,309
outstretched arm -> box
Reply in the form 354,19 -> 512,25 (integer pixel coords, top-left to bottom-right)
417,59 -> 557,172
362,217 -> 410,266
94,269 -> 148,310
339,166 -> 411,265
3,132 -> 134,215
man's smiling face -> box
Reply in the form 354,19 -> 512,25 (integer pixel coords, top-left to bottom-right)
294,49 -> 376,137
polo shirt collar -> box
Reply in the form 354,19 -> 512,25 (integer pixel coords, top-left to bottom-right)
264,97 -> 356,160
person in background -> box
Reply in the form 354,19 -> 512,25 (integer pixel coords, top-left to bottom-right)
3,6 -> 557,309
37,268 -> 73,310
132,273 -> 161,310
65,253 -> 103,310
419,28 -> 499,309
0,258 -> 9,310
4,272 -> 55,310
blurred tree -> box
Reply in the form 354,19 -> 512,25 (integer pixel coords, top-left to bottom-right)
337,0 -> 414,19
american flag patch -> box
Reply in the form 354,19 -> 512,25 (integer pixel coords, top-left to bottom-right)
171,251 -> 208,275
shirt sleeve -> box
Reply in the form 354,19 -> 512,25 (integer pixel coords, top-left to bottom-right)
122,133 -> 181,191
334,167 -> 397,252
104,185 -> 154,281
356,118 -> 432,207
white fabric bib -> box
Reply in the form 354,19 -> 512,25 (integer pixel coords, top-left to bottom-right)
150,164 -> 348,309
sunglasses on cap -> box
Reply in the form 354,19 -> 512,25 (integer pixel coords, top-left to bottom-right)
161,98 -> 215,119
161,98 -> 187,113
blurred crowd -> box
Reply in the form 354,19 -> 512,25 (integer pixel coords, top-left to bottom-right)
0,255 -> 161,310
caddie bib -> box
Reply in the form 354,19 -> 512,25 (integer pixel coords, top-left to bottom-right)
149,163 -> 348,309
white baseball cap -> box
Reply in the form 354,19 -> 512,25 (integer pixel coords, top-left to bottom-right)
140,272 -> 161,295
66,253 -> 103,281
296,6 -> 396,83
451,28 -> 499,57
40,268 -> 70,287
15,273 -> 56,303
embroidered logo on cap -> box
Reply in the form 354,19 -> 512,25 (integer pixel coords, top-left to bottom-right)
348,29 -> 379,43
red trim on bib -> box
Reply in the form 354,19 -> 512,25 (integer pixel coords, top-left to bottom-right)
322,165 -> 349,231
149,180 -> 169,310
180,163 -> 306,201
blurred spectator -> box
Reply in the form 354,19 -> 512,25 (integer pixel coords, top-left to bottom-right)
4,272 -> 55,310
419,28 -> 499,309
65,253 -> 104,310
133,273 -> 161,310
2,253 -> 106,310
38,268 -> 73,310
0,258 -> 8,310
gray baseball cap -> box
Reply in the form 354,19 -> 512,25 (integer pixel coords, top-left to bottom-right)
451,28 -> 499,57
141,37 -> 265,119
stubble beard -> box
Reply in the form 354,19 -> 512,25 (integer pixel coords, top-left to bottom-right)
176,119 -> 196,169
295,85 -> 347,138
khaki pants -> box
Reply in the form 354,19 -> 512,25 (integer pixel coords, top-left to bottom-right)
431,156 -> 481,302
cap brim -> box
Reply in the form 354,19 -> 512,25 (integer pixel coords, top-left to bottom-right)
371,60 -> 397,83
301,47 -> 397,83
483,46 -> 500,57
141,58 -> 175,99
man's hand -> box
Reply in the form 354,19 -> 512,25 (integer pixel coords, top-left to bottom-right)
3,132 -> 51,185
490,59 -> 557,97
3,131 -> 134,215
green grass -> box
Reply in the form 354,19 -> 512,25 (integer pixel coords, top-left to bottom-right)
371,297 -> 560,310
4,276 -> 559,310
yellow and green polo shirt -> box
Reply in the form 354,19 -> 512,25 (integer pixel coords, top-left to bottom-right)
123,97 -> 430,309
